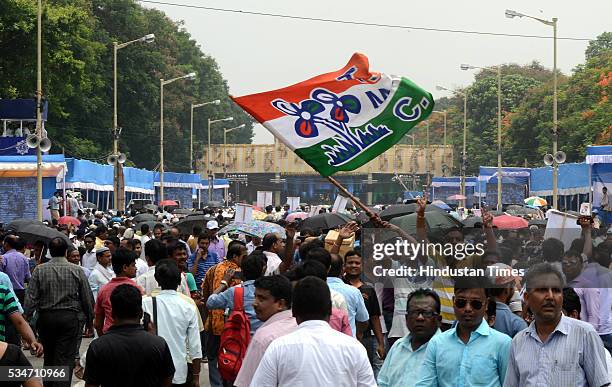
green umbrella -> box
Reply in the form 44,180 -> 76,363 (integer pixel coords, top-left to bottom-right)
390,211 -> 463,237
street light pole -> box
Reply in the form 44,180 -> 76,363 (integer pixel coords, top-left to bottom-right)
190,99 -> 220,172
207,116 -> 233,203
159,72 -> 196,202
506,9 -> 559,209
433,110 -> 447,176
223,124 -> 245,204
113,34 -> 154,211
36,0 -> 42,221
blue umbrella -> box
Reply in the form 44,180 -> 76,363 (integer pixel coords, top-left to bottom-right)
431,200 -> 452,211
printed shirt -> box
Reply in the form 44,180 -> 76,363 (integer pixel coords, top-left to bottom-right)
202,260 -> 241,335
503,315 -> 609,387
0,285 -> 20,341
234,310 -> 297,387
377,330 -> 441,387
415,318 -> 512,387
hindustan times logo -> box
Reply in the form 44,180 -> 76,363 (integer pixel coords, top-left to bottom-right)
372,240 -> 485,261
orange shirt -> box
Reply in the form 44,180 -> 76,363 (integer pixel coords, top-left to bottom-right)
201,260 -> 241,335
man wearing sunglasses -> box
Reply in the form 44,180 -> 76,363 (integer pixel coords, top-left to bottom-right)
416,278 -> 511,387
504,263 -> 609,387
378,288 -> 441,387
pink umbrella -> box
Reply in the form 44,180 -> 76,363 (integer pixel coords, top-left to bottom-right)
286,212 -> 309,222
492,214 -> 528,230
447,194 -> 467,201
58,216 -> 81,226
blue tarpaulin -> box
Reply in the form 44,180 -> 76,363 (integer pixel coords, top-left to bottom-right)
63,158 -> 114,191
0,99 -> 48,120
587,145 -> 612,165
123,167 -> 155,194
154,172 -> 201,188
530,163 -> 590,196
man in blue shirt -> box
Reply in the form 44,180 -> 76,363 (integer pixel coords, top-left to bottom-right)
188,234 -> 220,291
490,266 -> 527,338
325,251 -> 369,338
378,288 -> 441,387
416,279 -> 512,387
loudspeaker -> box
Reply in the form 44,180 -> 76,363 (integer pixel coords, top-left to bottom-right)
107,154 -> 118,165
554,151 -> 566,164
26,135 -> 40,149
543,154 -> 554,166
39,138 -> 51,152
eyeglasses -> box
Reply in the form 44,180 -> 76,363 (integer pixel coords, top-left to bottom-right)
454,298 -> 484,310
561,260 -> 580,267
407,310 -> 438,318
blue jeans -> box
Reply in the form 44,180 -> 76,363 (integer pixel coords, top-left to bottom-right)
360,335 -> 383,380
205,332 -> 223,387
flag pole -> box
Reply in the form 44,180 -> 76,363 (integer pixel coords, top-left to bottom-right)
326,176 -> 376,219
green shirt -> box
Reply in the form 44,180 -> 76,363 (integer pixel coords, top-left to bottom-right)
0,285 -> 20,340
185,272 -> 197,293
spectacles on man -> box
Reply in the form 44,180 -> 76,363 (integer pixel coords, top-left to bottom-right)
454,298 -> 484,310
407,310 -> 438,318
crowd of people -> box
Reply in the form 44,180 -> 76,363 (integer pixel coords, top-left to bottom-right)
0,196 -> 611,386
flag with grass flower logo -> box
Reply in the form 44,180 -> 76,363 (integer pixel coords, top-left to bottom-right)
232,53 -> 434,176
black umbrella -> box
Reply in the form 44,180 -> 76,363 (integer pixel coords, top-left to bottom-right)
17,224 -> 71,245
528,219 -> 547,226
379,204 -> 444,221
172,209 -> 193,215
356,208 -> 381,223
299,213 -> 352,232
7,219 -> 46,232
133,213 -> 157,223
462,216 -> 484,228
143,204 -> 158,212
175,215 -> 214,234
205,201 -> 224,208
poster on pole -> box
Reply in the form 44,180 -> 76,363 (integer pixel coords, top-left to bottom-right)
235,203 -> 253,223
332,195 -> 349,213
544,210 -> 582,251
256,191 -> 273,208
287,197 -> 300,212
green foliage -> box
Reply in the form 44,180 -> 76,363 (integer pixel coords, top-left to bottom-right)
0,0 -> 254,171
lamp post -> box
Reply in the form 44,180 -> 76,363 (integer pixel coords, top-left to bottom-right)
113,33 -> 155,211
35,0 -> 43,221
506,9 -> 558,209
207,116 -> 233,202
406,134 -> 416,190
432,110 -> 448,176
437,85 -> 468,207
159,72 -> 196,202
461,63 -> 503,210
190,99 -> 220,172
223,123 -> 245,205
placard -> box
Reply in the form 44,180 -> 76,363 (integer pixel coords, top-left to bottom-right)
309,205 -> 322,217
544,210 -> 582,251
332,195 -> 349,213
235,203 -> 253,223
287,197 -> 300,212
256,191 -> 273,208
580,203 -> 592,216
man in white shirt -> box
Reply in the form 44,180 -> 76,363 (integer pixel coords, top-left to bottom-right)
82,235 -> 97,271
250,276 -> 376,387
261,233 -> 285,276
88,247 -> 115,300
142,259 -> 202,386
139,224 -> 152,261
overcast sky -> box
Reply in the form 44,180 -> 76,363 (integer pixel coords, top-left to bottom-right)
142,0 -> 610,144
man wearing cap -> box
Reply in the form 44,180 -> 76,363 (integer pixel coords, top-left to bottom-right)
88,247 -> 115,300
206,220 -> 225,260
489,263 -> 527,338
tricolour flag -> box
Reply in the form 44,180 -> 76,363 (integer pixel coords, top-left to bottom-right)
232,53 -> 434,177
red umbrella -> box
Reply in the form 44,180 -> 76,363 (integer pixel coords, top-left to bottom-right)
58,216 -> 81,226
492,214 -> 528,230
159,200 -> 178,207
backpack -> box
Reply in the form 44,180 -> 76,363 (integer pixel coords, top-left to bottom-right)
218,286 -> 251,381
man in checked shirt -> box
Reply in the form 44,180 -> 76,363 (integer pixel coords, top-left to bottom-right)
25,237 -> 94,387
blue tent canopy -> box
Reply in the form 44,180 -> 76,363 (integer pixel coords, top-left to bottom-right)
64,158 -> 114,191
587,145 -> 612,165
200,178 -> 230,189
123,166 -> 155,194
431,176 -> 477,187
530,163 -> 590,196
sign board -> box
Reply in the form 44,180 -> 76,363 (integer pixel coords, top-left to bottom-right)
256,191 -> 273,209
544,210 -> 582,251
287,197 -> 300,212
235,203 -> 253,223
332,195 -> 349,213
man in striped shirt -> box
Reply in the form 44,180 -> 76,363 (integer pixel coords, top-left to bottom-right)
0,285 -> 42,355
504,263 -> 610,387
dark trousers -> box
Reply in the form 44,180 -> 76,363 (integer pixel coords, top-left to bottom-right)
5,289 -> 26,346
37,310 -> 79,387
